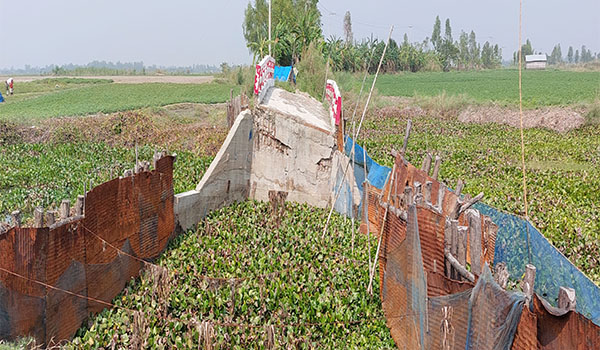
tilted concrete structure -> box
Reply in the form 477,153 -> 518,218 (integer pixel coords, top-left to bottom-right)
174,87 -> 360,231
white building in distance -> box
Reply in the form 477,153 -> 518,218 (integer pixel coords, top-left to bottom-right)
525,54 -> 547,70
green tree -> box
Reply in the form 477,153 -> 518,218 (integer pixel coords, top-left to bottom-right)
439,18 -> 458,71
548,44 -> 563,65
431,16 -> 442,52
514,38 -> 533,64
243,0 -> 322,65
567,46 -> 574,63
468,31 -> 480,68
457,31 -> 469,70
575,49 -> 580,63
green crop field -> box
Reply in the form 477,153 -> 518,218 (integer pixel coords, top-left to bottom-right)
336,69 -> 600,107
0,79 -> 237,122
65,201 -> 393,349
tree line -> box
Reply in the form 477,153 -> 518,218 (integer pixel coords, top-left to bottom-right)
513,40 -> 598,65
243,2 -> 503,73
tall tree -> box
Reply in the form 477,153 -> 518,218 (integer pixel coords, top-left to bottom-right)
439,18 -> 458,71
567,46 -> 574,63
493,44 -> 502,67
575,49 -> 580,63
458,31 -> 469,70
243,0 -> 322,64
343,11 -> 353,45
468,31 -> 480,68
431,16 -> 442,52
549,44 -> 563,64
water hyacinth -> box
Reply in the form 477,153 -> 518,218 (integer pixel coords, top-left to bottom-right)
66,201 -> 395,349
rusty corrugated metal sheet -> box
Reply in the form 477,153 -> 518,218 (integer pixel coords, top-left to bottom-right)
45,221 -> 87,343
416,207 -> 445,274
378,212 -> 407,296
511,306 -> 539,350
427,271 -> 474,297
533,295 -> 600,349
0,156 -> 175,345
0,227 -> 47,342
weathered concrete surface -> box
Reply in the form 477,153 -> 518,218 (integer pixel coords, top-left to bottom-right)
250,88 -> 336,208
174,110 -> 253,231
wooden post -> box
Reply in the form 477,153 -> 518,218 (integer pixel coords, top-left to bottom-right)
424,181 -> 432,205
444,251 -> 475,282
75,195 -> 85,216
34,207 -> 44,228
457,226 -> 468,280
451,220 -> 459,280
467,209 -> 483,276
494,262 -> 510,289
432,156 -> 442,180
414,182 -> 423,205
11,210 -> 21,228
455,179 -> 464,197
458,192 -> 484,217
421,153 -> 432,175
60,200 -> 70,220
45,211 -> 56,226
558,287 -> 576,311
401,119 -> 412,156
437,184 -> 446,212
444,219 -> 452,278
522,264 -> 536,300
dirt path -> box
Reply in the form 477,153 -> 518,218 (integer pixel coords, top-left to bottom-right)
0,75 -> 214,84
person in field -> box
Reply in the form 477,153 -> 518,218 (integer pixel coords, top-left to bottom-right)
5,78 -> 14,95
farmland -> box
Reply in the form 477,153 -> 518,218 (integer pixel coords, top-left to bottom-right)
0,78 -> 237,122
336,69 -> 600,107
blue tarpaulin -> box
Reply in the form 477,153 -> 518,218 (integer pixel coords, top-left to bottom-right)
475,202 -> 600,326
274,66 -> 293,82
0,91 -> 4,103
343,135 -> 600,326
344,135 -> 391,192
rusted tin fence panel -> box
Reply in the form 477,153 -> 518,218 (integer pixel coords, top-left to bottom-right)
0,227 -> 47,342
0,155 -> 175,345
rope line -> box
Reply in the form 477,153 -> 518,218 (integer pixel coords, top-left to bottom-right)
0,265 -> 378,332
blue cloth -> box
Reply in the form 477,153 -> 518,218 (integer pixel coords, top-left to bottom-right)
344,135 -> 391,192
0,91 -> 4,103
274,66 -> 292,82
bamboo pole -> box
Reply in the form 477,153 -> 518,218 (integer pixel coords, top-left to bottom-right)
322,26 -> 394,240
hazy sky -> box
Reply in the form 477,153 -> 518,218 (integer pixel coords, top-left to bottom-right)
0,0 -> 598,69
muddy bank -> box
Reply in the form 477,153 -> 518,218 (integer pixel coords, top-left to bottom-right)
458,105 -> 585,133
